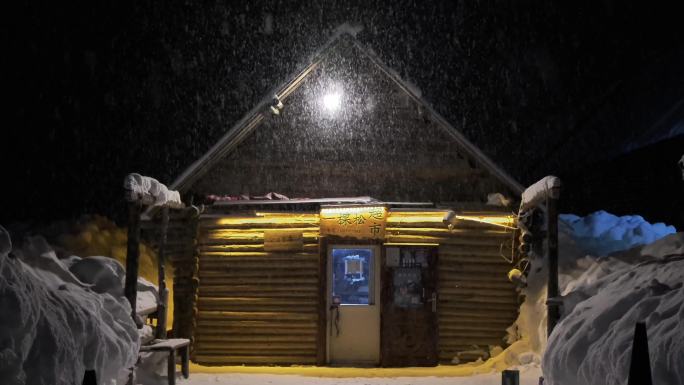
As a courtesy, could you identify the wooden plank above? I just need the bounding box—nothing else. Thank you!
[196,269,319,279]
[195,253,318,263]
[436,293,518,305]
[440,329,508,338]
[198,296,316,304]
[198,261,318,270]
[198,243,319,252]
[384,227,510,238]
[437,315,516,325]
[199,221,319,230]
[385,235,509,246]
[439,255,514,265]
[438,301,518,312]
[198,251,319,258]
[197,275,318,284]
[193,355,317,365]
[439,323,512,333]
[438,336,506,346]
[197,311,317,321]
[199,236,319,245]
[199,286,318,301]
[439,271,512,282]
[196,348,317,356]
[198,304,318,313]
[195,319,318,329]
[193,334,316,343]
[197,284,318,292]
[439,244,508,257]
[438,263,512,274]
[436,304,519,318]
[436,287,518,298]
[437,279,514,290]
[194,326,317,335]
[200,227,319,237]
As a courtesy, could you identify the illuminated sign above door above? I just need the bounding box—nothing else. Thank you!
[320,206,387,240]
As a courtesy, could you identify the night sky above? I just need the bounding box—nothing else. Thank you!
[5,1,684,228]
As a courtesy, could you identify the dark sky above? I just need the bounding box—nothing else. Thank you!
[4,0,684,227]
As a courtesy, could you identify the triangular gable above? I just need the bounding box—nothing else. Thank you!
[170,31,523,198]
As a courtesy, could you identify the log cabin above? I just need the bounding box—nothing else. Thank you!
[143,30,526,368]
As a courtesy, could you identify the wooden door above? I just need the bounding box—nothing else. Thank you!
[381,246,438,367]
[327,245,381,365]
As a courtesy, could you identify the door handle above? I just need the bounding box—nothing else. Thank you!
[426,292,437,312]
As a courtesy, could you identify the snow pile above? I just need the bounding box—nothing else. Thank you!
[54,215,173,326]
[559,210,676,257]
[0,227,139,385]
[482,211,678,379]
[543,233,684,385]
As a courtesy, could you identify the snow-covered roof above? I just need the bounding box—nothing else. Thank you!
[169,27,524,196]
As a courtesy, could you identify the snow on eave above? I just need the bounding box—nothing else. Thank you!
[169,24,524,197]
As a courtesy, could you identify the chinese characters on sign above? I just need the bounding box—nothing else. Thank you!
[320,206,387,240]
[263,230,304,251]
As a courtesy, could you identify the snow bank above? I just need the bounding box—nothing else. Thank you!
[559,210,676,257]
[54,215,173,326]
[543,233,684,385]
[0,228,139,385]
[488,211,679,383]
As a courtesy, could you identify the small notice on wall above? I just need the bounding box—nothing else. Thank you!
[319,206,387,240]
[264,230,303,251]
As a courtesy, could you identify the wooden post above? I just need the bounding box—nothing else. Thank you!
[167,348,177,385]
[82,370,97,385]
[628,322,653,385]
[316,236,328,366]
[125,202,142,327]
[546,194,560,337]
[156,206,170,339]
[502,369,519,385]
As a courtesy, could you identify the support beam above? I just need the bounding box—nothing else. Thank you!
[125,202,142,327]
[546,192,560,337]
[156,206,170,339]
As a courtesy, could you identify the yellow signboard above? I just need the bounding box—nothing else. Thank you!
[319,206,387,240]
[263,230,303,251]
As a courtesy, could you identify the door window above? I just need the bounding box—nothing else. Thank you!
[331,248,374,305]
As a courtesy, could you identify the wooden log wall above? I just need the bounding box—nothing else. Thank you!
[193,212,321,365]
[386,210,520,364]
[182,207,518,366]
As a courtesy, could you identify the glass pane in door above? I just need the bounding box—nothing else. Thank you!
[331,248,373,305]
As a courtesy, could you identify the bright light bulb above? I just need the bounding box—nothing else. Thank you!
[322,92,342,112]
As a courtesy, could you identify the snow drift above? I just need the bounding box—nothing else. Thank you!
[0,226,139,385]
[543,233,684,385]
[521,211,682,385]
[46,215,174,327]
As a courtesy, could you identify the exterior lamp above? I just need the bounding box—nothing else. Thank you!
[322,91,342,112]
[270,95,284,115]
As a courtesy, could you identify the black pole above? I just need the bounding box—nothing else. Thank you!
[546,194,560,337]
[125,202,142,327]
[156,206,169,339]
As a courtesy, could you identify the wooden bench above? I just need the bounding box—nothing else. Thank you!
[139,338,190,385]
